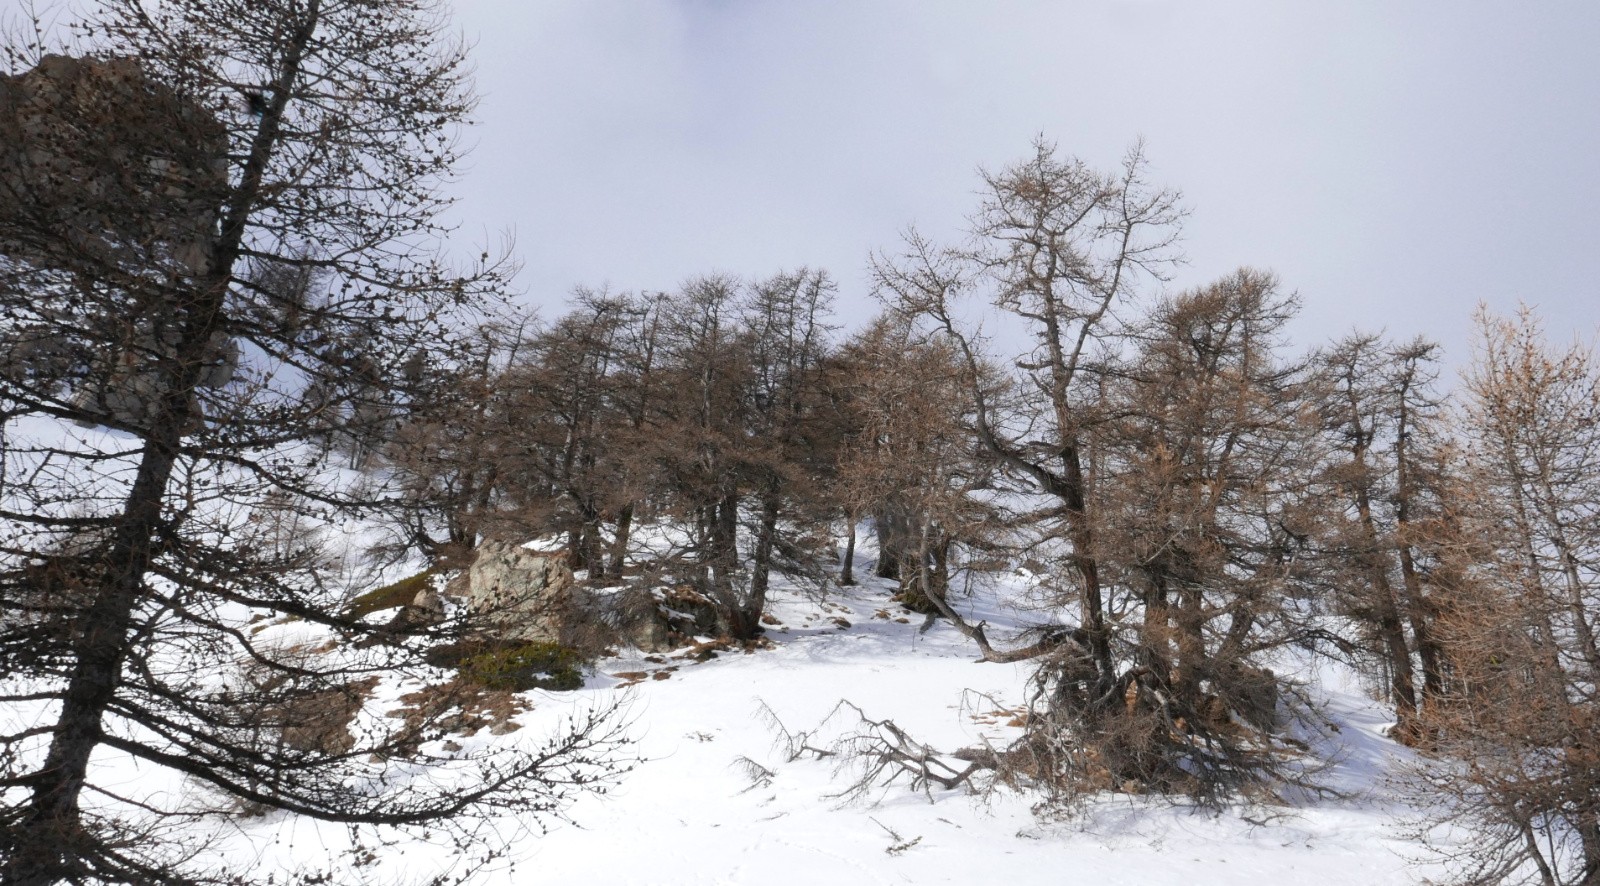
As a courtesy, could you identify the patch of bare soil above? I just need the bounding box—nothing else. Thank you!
[385,679,533,753]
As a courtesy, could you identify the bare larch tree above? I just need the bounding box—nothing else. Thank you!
[0,3,625,883]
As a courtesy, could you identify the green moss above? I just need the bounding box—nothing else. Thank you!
[457,641,585,692]
[344,568,437,620]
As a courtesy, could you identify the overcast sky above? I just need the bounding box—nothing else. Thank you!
[440,0,1599,368]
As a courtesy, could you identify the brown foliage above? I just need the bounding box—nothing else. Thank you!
[1412,307,1600,886]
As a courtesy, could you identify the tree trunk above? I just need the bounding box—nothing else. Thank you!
[873,505,904,581]
[3,232,241,884]
[1138,572,1173,683]
[565,527,584,571]
[714,489,740,588]
[1396,540,1444,722]
[607,502,634,579]
[1172,580,1205,702]
[1358,503,1419,739]
[704,489,745,636]
[746,487,781,637]
[930,533,949,596]
[1350,430,1420,739]
[2,447,173,885]
[839,512,856,586]
[578,517,605,576]
[1060,444,1114,687]
[0,23,293,858]
[1392,368,1445,727]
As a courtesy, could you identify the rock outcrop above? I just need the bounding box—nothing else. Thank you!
[438,539,727,654]
[463,538,579,646]
[0,54,225,273]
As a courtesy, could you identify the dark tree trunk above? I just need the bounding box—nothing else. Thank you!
[579,519,604,576]
[3,221,241,884]
[700,489,745,636]
[563,510,605,575]
[2,447,172,886]
[607,502,634,579]
[714,489,740,589]
[1138,571,1173,683]
[1397,541,1444,716]
[873,504,910,581]
[1172,580,1205,701]
[565,527,583,571]
[749,487,781,603]
[1393,365,1443,733]
[1376,604,1420,741]
[692,504,715,600]
[839,512,857,586]
[1060,444,1115,687]
[0,27,286,860]
[1353,456,1420,739]
[745,487,782,639]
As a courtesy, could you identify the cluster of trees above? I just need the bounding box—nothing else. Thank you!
[874,148,1596,885]
[0,1,1594,884]
[382,271,844,640]
[376,142,1598,884]
[1421,311,1600,886]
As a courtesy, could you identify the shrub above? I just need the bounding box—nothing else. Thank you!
[456,641,586,692]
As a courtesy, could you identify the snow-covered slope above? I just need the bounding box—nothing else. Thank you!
[221,563,1452,885]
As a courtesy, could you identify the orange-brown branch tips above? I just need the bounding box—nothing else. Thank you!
[1408,306,1600,886]
[7,17,1594,874]
[872,145,1315,804]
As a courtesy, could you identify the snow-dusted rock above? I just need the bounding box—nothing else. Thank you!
[465,538,580,645]
[452,539,727,653]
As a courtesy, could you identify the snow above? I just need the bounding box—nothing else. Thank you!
[199,563,1453,885]
[0,514,1464,884]
[487,582,1435,885]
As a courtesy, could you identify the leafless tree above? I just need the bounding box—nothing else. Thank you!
[1076,271,1324,800]
[376,317,532,567]
[1315,333,1451,744]
[1416,306,1600,886]
[626,272,840,639]
[739,269,838,606]
[0,3,627,883]
[874,142,1329,805]
[495,291,642,574]
[831,314,999,611]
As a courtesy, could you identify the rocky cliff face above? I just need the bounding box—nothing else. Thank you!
[1,55,235,429]
[0,54,225,273]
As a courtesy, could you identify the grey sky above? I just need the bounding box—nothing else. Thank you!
[441,0,1599,366]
